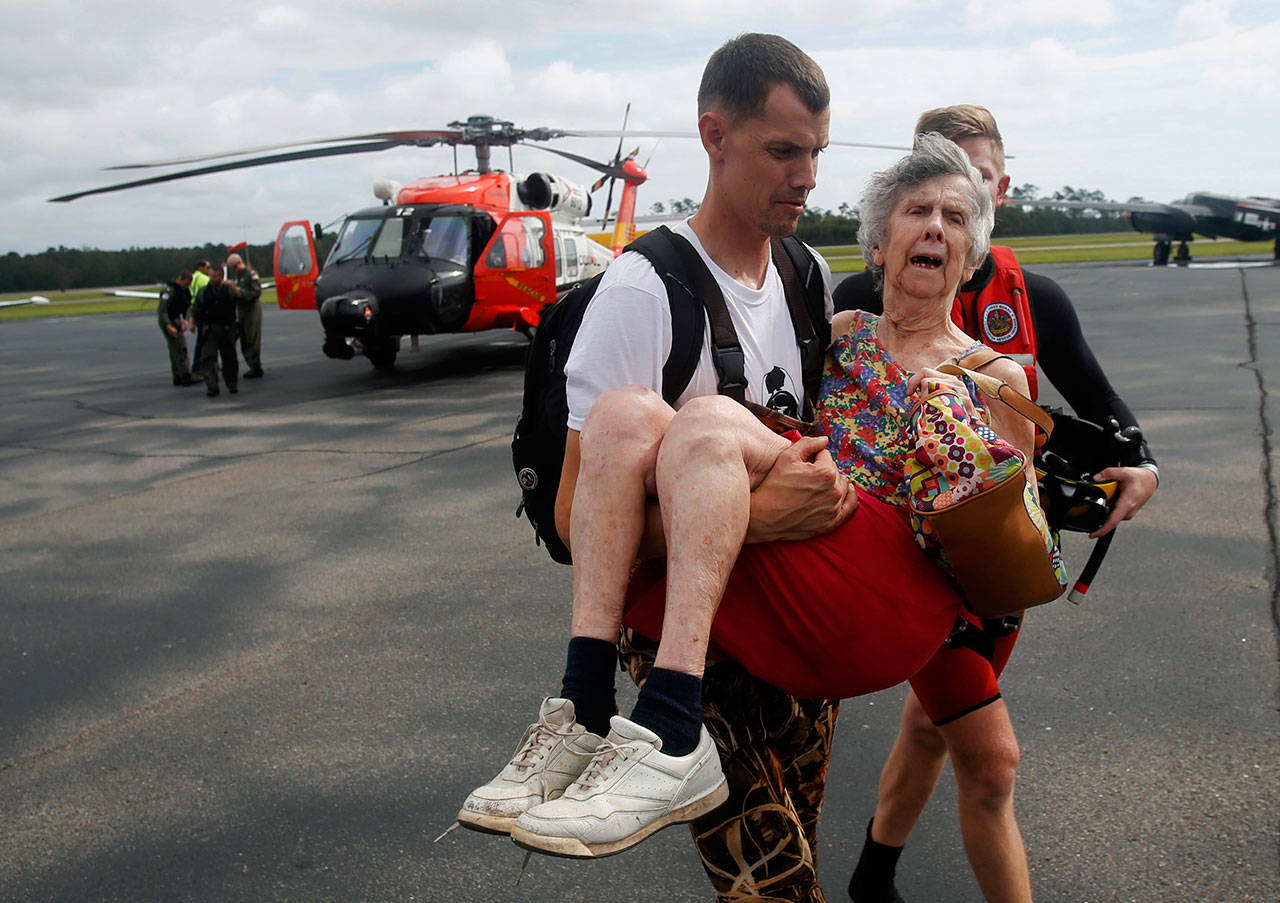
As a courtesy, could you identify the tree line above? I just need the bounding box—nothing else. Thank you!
[2,187,1128,293]
[651,185,1128,247]
[0,242,278,294]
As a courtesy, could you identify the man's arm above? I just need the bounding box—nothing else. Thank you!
[744,436,857,542]
[1025,270,1158,535]
[239,271,262,305]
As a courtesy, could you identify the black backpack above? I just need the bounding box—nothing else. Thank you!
[512,226,829,564]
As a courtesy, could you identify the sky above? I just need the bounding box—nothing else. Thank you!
[2,0,1278,256]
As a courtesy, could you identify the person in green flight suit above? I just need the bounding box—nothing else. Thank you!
[157,270,196,386]
[226,253,264,378]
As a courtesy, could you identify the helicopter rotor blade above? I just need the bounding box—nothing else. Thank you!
[600,176,618,231]
[827,139,913,152]
[50,140,402,202]
[103,130,465,170]
[523,144,628,178]
[611,104,631,168]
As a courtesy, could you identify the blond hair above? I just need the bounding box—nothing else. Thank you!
[915,104,1004,168]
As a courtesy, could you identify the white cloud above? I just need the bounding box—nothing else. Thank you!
[1175,0,1235,35]
[965,0,1114,30]
[3,2,1280,254]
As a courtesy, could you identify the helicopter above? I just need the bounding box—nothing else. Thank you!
[51,115,675,369]
[1013,192,1280,266]
[51,114,904,368]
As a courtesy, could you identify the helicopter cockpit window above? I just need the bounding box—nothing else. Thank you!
[484,214,548,270]
[328,217,382,264]
[521,218,546,268]
[370,216,404,258]
[564,235,579,278]
[277,224,313,276]
[416,215,469,266]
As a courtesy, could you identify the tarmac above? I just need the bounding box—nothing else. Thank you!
[0,258,1276,902]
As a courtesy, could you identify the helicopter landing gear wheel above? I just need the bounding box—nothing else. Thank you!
[1174,241,1191,264]
[1152,241,1171,266]
[366,338,399,369]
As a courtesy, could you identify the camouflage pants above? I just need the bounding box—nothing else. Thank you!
[619,628,839,903]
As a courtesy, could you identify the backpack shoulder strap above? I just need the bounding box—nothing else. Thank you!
[777,235,830,346]
[629,226,746,404]
[772,237,828,416]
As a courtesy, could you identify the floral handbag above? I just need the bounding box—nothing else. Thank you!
[905,355,1068,618]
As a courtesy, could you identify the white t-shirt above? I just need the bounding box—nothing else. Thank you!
[564,219,834,431]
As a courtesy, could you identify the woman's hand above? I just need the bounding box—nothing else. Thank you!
[907,367,978,420]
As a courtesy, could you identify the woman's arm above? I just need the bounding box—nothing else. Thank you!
[978,357,1039,500]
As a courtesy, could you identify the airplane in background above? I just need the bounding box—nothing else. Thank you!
[0,296,50,309]
[1013,192,1280,265]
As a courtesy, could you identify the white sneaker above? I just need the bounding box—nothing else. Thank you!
[457,698,604,835]
[509,715,728,858]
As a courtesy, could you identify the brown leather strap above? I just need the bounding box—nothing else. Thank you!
[955,346,1007,371]
[938,360,1053,447]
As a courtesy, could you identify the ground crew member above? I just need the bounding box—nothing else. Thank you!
[189,260,212,374]
[195,267,239,397]
[157,270,195,386]
[226,253,263,378]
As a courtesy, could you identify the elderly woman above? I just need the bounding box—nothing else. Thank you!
[461,134,1035,859]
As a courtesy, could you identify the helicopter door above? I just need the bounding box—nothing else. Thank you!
[273,221,320,310]
[472,212,556,328]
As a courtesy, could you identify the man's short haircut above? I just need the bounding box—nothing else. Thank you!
[178,269,192,282]
[915,104,1004,161]
[857,132,994,289]
[195,260,210,269]
[697,33,829,122]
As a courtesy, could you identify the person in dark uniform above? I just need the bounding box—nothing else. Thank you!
[194,267,239,397]
[189,260,212,374]
[226,253,264,378]
[157,270,195,386]
[837,105,1159,903]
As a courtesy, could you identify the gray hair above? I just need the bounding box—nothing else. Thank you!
[857,132,994,289]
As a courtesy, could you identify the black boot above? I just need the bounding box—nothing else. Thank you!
[848,818,905,903]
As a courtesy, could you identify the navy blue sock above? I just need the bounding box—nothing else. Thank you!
[848,818,905,903]
[559,635,618,737]
[628,667,703,756]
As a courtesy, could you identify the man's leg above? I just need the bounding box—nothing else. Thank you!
[200,332,220,394]
[868,692,950,847]
[940,701,1029,903]
[621,628,835,903]
[220,328,239,392]
[239,302,263,372]
[853,621,1027,903]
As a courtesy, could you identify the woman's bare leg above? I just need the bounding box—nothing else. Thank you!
[568,385,675,641]
[650,395,794,677]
